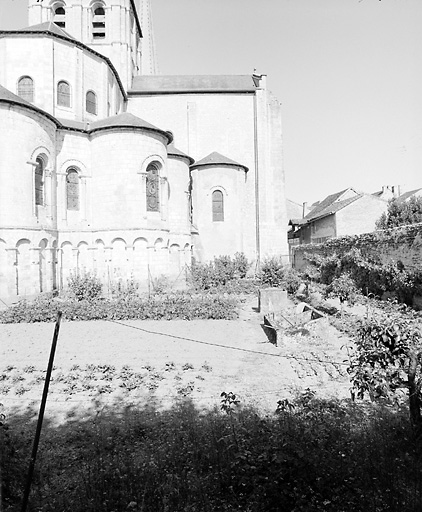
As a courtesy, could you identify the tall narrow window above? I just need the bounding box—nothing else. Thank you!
[212,190,224,221]
[53,6,66,28]
[57,81,71,107]
[66,168,79,210]
[92,5,106,39]
[35,157,44,206]
[17,76,34,102]
[146,163,160,212]
[86,91,97,115]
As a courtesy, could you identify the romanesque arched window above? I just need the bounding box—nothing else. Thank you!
[212,190,224,221]
[86,90,97,114]
[92,4,106,39]
[57,80,71,107]
[17,76,34,103]
[35,157,45,206]
[146,163,160,212]
[66,168,79,210]
[53,4,66,28]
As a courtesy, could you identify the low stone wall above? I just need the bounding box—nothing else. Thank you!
[292,223,422,272]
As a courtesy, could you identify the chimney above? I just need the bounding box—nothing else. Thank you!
[302,202,307,218]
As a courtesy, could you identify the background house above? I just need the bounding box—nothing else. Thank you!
[289,188,388,246]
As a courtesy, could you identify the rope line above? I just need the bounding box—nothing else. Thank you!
[105,319,350,366]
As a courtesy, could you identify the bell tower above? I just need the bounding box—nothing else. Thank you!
[136,0,158,75]
[27,0,143,90]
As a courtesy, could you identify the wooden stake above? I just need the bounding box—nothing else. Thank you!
[21,311,62,512]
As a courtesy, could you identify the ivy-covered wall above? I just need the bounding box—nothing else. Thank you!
[293,222,422,272]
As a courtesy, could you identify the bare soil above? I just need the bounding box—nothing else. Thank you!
[0,296,352,424]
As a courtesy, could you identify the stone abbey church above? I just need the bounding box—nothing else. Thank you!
[0,0,288,299]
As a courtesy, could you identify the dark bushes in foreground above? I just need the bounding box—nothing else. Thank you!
[0,293,238,323]
[2,395,421,511]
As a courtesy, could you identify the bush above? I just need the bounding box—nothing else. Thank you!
[188,253,251,291]
[67,271,102,301]
[325,273,361,305]
[258,256,285,288]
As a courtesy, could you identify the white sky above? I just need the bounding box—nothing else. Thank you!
[1,0,421,204]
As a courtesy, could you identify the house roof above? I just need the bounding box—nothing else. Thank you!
[0,84,61,126]
[303,188,360,223]
[129,75,259,94]
[397,188,422,202]
[167,143,195,165]
[190,151,248,172]
[0,24,127,100]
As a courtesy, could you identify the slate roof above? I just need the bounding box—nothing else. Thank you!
[167,143,195,165]
[302,188,360,222]
[397,188,422,202]
[129,75,259,94]
[88,113,173,142]
[0,84,60,125]
[14,21,77,40]
[190,151,248,172]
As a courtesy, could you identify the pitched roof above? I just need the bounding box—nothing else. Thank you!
[167,143,195,165]
[190,151,248,172]
[88,113,172,142]
[16,21,77,40]
[129,75,258,94]
[303,188,360,222]
[0,84,60,126]
[397,188,422,203]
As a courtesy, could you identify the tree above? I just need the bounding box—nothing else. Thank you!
[348,309,422,436]
[376,196,422,229]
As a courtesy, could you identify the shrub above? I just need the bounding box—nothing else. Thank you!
[67,271,102,301]
[325,273,361,306]
[232,252,251,278]
[258,256,285,288]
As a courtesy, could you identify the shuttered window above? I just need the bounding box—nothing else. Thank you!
[86,91,97,114]
[212,190,224,221]
[53,6,66,28]
[66,169,79,210]
[57,81,71,107]
[17,76,34,103]
[146,163,160,212]
[35,157,44,206]
[92,6,106,39]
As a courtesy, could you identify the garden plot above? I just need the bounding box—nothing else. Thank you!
[0,298,352,423]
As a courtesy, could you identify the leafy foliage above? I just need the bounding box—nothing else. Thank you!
[258,257,302,294]
[67,271,102,301]
[188,253,251,291]
[0,292,239,323]
[348,309,422,432]
[325,273,361,305]
[376,196,422,229]
[305,248,422,306]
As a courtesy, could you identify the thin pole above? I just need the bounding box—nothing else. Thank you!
[21,311,62,512]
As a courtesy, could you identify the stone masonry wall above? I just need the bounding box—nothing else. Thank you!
[293,223,422,272]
